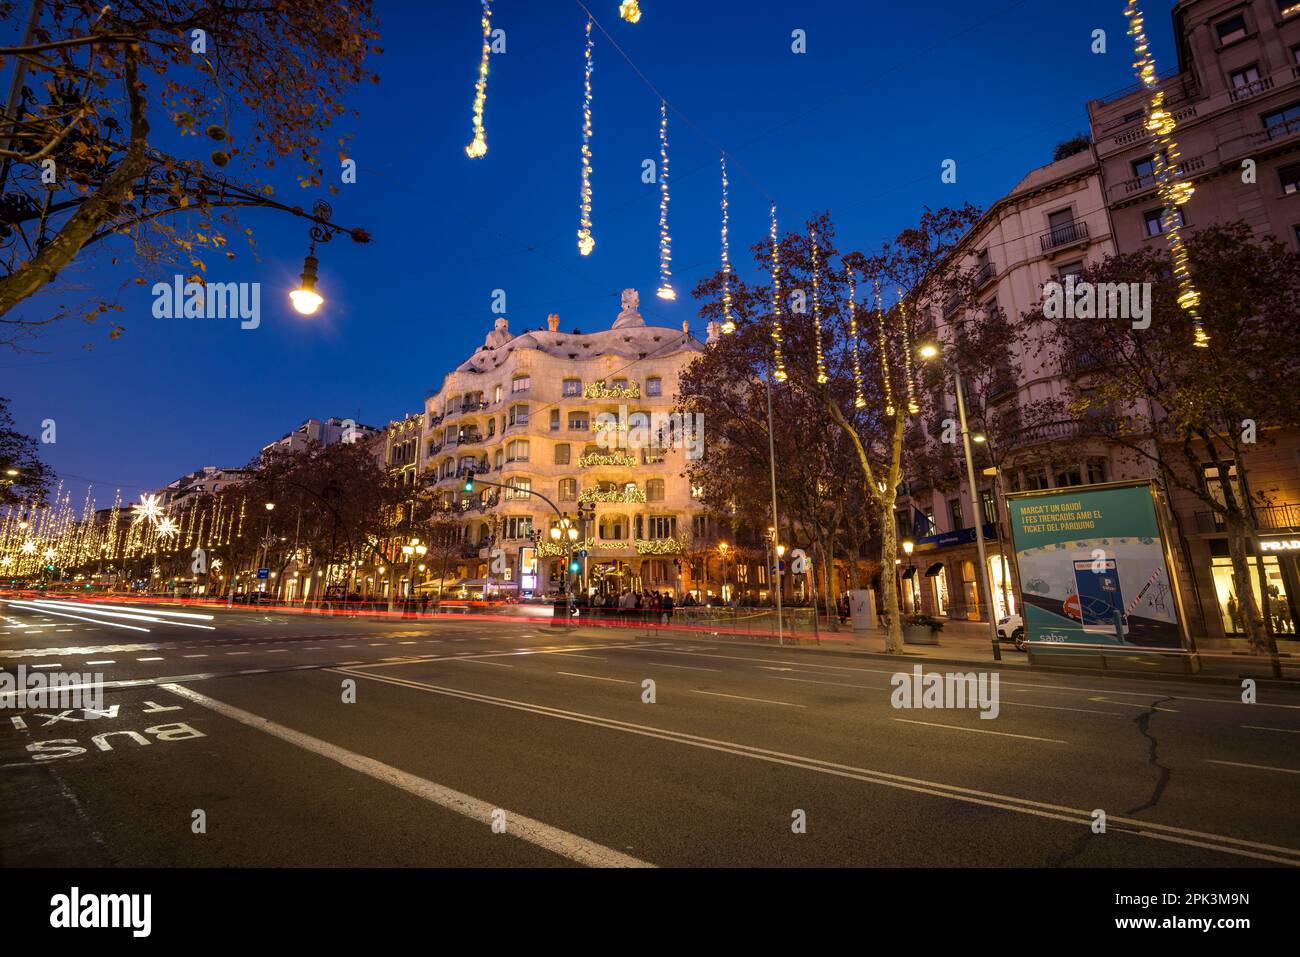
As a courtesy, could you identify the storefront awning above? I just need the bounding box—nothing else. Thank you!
[924,562,944,577]
[902,567,918,579]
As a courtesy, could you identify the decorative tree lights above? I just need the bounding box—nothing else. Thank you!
[656,99,675,300]
[719,155,735,334]
[577,16,596,256]
[875,281,896,417]
[1124,0,1207,347]
[810,226,828,385]
[846,270,866,409]
[465,0,492,159]
[769,203,787,381]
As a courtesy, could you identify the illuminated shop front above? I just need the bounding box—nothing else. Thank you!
[1208,536,1298,637]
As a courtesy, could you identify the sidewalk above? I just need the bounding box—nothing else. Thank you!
[566,613,1300,688]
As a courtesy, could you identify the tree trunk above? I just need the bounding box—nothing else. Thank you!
[878,495,904,653]
[1224,514,1267,653]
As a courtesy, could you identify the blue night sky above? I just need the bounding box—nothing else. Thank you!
[3,0,1177,503]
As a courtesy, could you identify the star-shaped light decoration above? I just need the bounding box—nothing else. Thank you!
[132,493,165,525]
[42,547,56,561]
[156,516,180,539]
[210,557,223,571]
[0,554,13,567]
[20,540,36,554]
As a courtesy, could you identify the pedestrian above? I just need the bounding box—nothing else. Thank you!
[661,591,674,625]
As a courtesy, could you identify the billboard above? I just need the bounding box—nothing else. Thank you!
[1005,481,1184,649]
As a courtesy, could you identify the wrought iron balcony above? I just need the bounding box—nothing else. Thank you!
[1193,502,1300,534]
[1040,219,1089,252]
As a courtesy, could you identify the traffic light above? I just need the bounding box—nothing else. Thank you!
[463,468,475,493]
[569,560,581,574]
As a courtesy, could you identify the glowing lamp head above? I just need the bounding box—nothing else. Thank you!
[290,254,323,315]
[903,539,914,557]
[619,1,642,23]
[656,284,677,301]
[973,434,987,444]
[918,343,940,361]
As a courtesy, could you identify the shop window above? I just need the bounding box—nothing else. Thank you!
[1211,556,1294,636]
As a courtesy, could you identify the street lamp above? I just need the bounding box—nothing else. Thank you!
[289,200,335,316]
[902,538,915,614]
[718,541,730,603]
[919,341,1002,661]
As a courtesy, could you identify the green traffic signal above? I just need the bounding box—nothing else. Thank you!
[463,468,475,493]
[569,561,581,574]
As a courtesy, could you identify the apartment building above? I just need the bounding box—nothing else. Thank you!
[260,416,380,457]
[395,290,707,598]
[1086,0,1300,639]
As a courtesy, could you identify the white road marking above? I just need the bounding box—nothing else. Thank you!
[557,671,635,684]
[1206,759,1300,776]
[552,653,606,660]
[450,658,514,668]
[30,663,61,669]
[160,683,652,868]
[892,718,1066,743]
[336,666,1300,866]
[648,661,720,672]
[137,657,164,662]
[692,689,805,708]
[771,676,882,690]
[85,660,116,665]
[183,655,208,659]
[1242,724,1300,734]
[1088,696,1179,713]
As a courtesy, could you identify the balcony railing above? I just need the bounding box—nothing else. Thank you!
[1228,76,1274,103]
[1193,503,1300,534]
[972,260,996,288]
[1040,219,1089,252]
[1259,114,1300,145]
[1002,417,1125,451]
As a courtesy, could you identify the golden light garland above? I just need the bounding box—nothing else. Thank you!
[769,202,787,381]
[719,154,735,334]
[619,0,642,22]
[465,0,492,159]
[577,16,596,256]
[1124,0,1207,347]
[656,98,675,300]
[875,280,895,417]
[810,226,827,384]
[899,290,920,414]
[846,269,866,409]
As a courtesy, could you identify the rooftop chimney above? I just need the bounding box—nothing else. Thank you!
[547,313,560,332]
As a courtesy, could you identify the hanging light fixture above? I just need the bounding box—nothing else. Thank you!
[465,0,492,159]
[290,201,334,316]
[719,154,734,334]
[577,16,596,256]
[656,98,675,300]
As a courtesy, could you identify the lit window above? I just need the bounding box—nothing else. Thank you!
[509,404,529,427]
[1144,206,1185,237]
[563,379,581,396]
[506,440,529,462]
[512,375,531,393]
[558,478,577,501]
[1280,162,1300,195]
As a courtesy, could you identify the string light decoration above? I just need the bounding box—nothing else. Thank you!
[769,203,787,381]
[577,16,596,256]
[899,289,920,414]
[810,226,828,384]
[846,269,866,409]
[719,155,735,334]
[619,0,642,22]
[465,0,492,159]
[656,99,675,300]
[875,281,895,417]
[1124,0,1207,347]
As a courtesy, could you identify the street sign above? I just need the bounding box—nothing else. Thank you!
[256,567,269,580]
[579,549,588,558]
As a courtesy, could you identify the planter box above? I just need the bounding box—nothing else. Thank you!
[903,624,940,645]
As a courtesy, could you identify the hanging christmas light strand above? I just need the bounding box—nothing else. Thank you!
[769,202,787,381]
[899,289,920,414]
[577,16,596,256]
[847,270,865,409]
[656,98,675,299]
[1124,0,1206,347]
[719,154,734,333]
[875,280,895,417]
[810,226,827,384]
[465,0,492,159]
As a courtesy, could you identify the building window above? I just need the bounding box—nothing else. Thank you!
[511,375,531,393]
[568,412,589,431]
[495,450,503,469]
[509,404,528,427]
[646,479,665,502]
[1055,465,1083,487]
[1262,102,1300,140]
[506,439,529,462]
[981,490,996,526]
[646,377,663,397]
[647,515,677,540]
[1229,64,1261,90]
[1144,206,1185,237]
[1086,458,1108,484]
[505,478,531,499]
[554,443,570,465]
[1280,162,1300,195]
[948,498,963,531]
[612,378,629,391]
[1046,207,1077,245]
[550,409,561,431]
[692,514,708,537]
[1294,223,1300,248]
[503,516,533,540]
[1056,259,1085,284]
[1215,14,1248,45]
[493,385,502,403]
[487,418,495,438]
[558,478,577,501]
[600,515,626,539]
[562,379,581,396]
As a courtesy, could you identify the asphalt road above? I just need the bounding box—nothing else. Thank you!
[2,597,1299,868]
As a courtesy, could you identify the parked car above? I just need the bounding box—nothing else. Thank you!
[996,613,1026,651]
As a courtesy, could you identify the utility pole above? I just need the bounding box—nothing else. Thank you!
[765,368,784,645]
